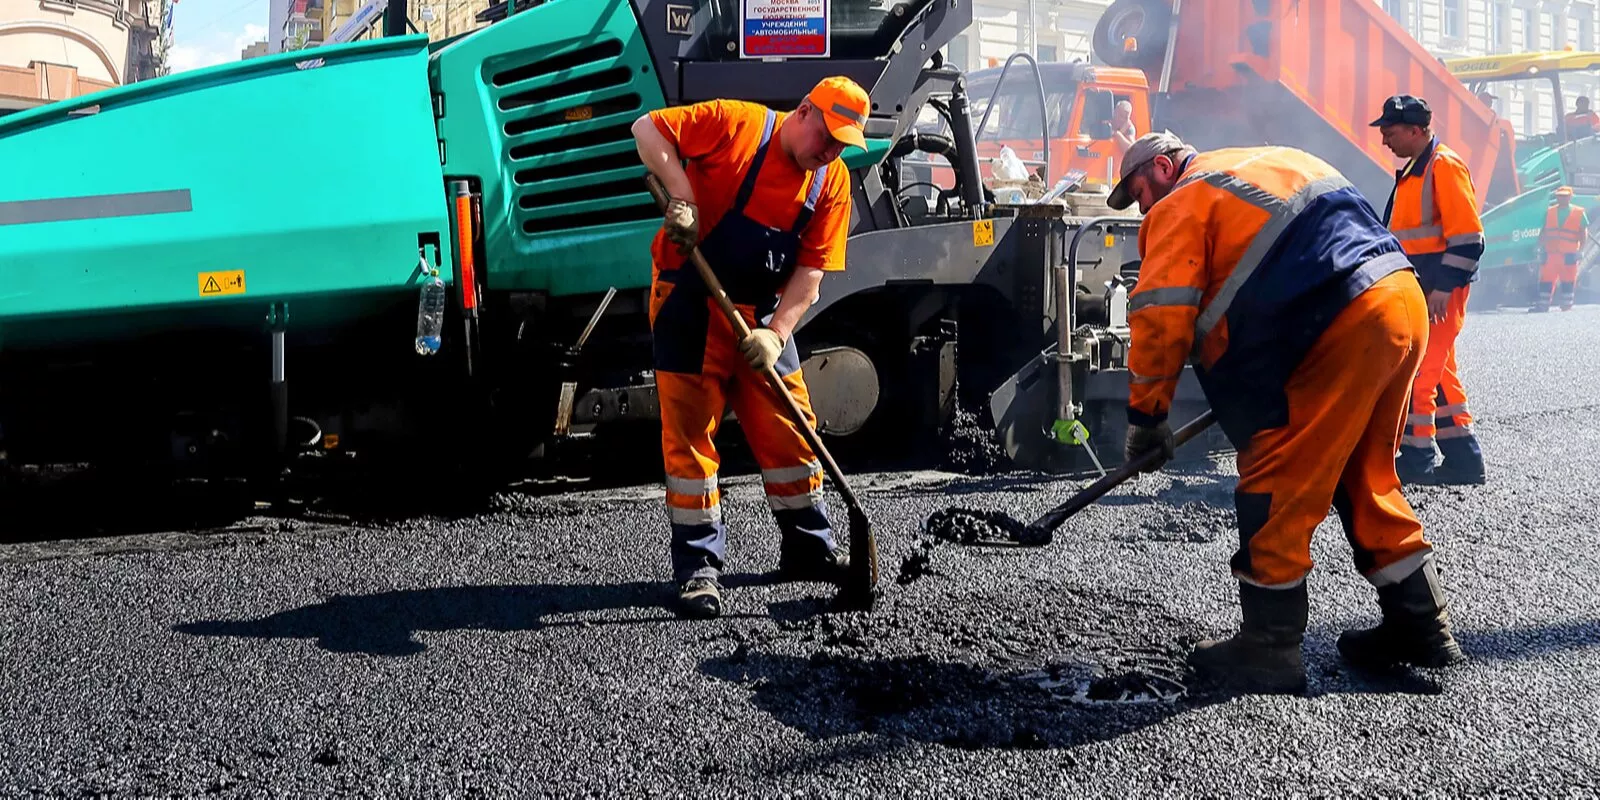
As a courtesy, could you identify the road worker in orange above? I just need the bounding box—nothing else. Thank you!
[1111,132,1466,693]
[631,77,869,618]
[1374,95,1487,486]
[1567,96,1600,140]
[1534,186,1589,312]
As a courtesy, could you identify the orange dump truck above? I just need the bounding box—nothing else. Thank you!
[959,0,1521,210]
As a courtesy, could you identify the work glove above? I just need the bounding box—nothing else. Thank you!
[739,328,785,372]
[1124,420,1175,473]
[664,198,699,256]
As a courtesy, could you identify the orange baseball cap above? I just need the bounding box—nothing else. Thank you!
[808,76,870,149]
[1556,185,1575,197]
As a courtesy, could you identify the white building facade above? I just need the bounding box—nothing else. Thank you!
[1379,0,1600,136]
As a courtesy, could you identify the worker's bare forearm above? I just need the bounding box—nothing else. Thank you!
[766,268,825,341]
[632,116,694,202]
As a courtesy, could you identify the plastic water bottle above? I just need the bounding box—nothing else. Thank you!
[415,271,446,355]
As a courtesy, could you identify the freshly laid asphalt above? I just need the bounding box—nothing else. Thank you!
[3,306,1598,797]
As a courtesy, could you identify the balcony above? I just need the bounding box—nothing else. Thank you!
[0,60,116,112]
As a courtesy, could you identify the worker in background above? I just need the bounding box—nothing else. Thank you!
[631,77,869,619]
[1111,132,1466,694]
[1566,96,1599,139]
[1535,186,1588,312]
[1111,100,1136,157]
[1373,95,1487,486]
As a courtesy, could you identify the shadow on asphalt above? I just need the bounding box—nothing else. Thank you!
[699,643,1469,753]
[170,574,784,656]
[1453,620,1600,661]
[698,649,1223,751]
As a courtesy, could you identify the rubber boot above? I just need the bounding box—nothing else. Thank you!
[1189,582,1308,695]
[1338,555,1466,669]
[1531,282,1554,312]
[777,547,850,584]
[1395,445,1438,485]
[677,577,723,619]
[1434,435,1486,485]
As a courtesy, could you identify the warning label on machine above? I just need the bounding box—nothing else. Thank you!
[740,0,828,58]
[198,270,246,297]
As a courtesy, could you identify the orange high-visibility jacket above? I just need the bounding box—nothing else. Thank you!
[1127,146,1413,446]
[1542,204,1589,262]
[1380,138,1484,294]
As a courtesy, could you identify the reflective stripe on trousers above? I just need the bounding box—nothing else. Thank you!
[1403,286,1474,450]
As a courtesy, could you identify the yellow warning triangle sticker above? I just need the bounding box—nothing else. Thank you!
[202,276,222,294]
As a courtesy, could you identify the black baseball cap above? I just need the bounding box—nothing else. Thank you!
[1370,95,1432,127]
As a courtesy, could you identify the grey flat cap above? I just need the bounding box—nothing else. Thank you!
[1108,130,1188,210]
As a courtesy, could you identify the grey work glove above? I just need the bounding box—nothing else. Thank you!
[664,198,699,256]
[1124,420,1175,473]
[739,328,785,372]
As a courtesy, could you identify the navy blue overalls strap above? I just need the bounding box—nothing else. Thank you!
[727,109,827,233]
[730,110,779,214]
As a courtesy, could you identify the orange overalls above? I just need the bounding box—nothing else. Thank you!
[1536,204,1588,312]
[1381,138,1485,477]
[1128,146,1434,591]
[646,101,851,583]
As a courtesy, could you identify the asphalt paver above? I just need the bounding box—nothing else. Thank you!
[3,307,1599,796]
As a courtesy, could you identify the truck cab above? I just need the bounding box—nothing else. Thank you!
[908,61,1152,199]
[965,62,1152,191]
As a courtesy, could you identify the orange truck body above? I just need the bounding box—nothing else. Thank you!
[960,0,1521,210]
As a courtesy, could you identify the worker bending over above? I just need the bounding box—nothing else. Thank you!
[631,77,869,618]
[1111,132,1466,694]
[1375,95,1487,486]
[1535,186,1588,312]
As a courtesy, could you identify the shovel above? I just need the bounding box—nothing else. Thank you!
[643,174,880,608]
[926,410,1218,547]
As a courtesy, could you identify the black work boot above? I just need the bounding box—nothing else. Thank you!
[677,577,723,619]
[1395,445,1439,485]
[1189,582,1309,695]
[777,548,850,584]
[1338,555,1466,669]
[1433,436,1486,486]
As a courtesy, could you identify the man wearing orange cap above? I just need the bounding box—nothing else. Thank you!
[631,76,870,618]
[1535,186,1589,312]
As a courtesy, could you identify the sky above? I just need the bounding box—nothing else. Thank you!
[166,0,271,73]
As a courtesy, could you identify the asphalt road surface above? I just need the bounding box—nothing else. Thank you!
[3,307,1599,797]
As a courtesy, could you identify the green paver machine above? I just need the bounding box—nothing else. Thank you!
[0,0,1215,488]
[1447,50,1600,308]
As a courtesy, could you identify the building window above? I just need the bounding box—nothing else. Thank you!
[1582,15,1594,51]
[1383,0,1403,21]
[1442,0,1461,39]
[1491,3,1507,51]
[948,34,969,72]
[1522,7,1538,49]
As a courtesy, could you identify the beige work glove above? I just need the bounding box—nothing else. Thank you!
[1123,420,1175,473]
[739,328,785,372]
[664,198,699,255]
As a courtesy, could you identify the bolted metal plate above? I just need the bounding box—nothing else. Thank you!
[800,346,879,436]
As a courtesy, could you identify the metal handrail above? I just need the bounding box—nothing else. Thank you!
[972,51,1051,182]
